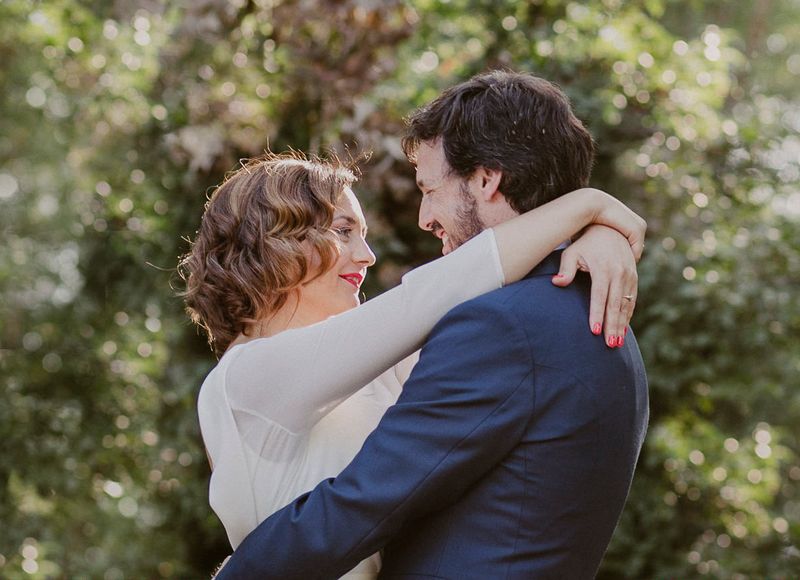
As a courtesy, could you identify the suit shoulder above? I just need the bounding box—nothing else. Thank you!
[440,284,520,321]
[429,284,533,347]
[440,274,592,345]
[452,271,582,310]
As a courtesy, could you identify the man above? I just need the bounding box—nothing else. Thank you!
[217,70,649,579]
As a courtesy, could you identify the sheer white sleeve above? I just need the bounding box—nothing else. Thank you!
[224,228,505,433]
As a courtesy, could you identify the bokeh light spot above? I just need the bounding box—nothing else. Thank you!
[755,444,772,459]
[673,40,689,55]
[103,481,124,498]
[26,87,47,108]
[689,450,705,465]
[67,37,84,52]
[638,52,655,68]
[96,181,112,197]
[0,173,19,199]
[42,352,62,373]
[724,438,739,452]
[773,517,789,533]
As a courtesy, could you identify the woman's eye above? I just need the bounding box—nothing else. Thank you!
[334,227,352,240]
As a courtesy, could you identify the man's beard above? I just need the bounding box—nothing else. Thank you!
[448,181,486,250]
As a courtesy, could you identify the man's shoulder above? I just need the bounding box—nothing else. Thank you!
[449,269,588,315]
[422,281,538,351]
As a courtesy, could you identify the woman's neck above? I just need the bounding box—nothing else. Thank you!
[232,294,328,348]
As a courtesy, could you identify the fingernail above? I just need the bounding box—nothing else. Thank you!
[618,336,625,347]
[624,326,629,336]
[607,336,616,347]
[592,323,602,335]
[552,273,564,279]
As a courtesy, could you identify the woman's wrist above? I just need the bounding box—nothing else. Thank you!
[566,187,605,230]
[569,187,647,261]
[588,187,608,225]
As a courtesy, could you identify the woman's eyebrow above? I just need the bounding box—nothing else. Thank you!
[332,215,368,233]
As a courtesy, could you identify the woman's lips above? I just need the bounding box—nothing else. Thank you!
[339,273,363,289]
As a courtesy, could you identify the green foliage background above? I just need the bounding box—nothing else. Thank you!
[1,0,798,577]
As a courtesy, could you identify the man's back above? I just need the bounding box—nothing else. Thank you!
[381,253,649,578]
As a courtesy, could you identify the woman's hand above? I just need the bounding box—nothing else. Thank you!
[552,225,639,347]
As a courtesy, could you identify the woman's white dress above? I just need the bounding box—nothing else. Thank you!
[197,230,505,578]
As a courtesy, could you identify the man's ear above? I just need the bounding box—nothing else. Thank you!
[476,166,503,202]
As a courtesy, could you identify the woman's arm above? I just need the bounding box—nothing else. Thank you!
[225,230,506,433]
[493,187,644,282]
[491,186,645,343]
[225,188,644,433]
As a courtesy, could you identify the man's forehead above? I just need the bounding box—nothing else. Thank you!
[414,140,448,182]
[415,171,444,189]
[415,158,447,187]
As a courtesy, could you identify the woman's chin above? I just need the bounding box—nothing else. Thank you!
[328,297,361,317]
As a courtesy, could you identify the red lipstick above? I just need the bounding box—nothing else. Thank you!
[338,273,364,289]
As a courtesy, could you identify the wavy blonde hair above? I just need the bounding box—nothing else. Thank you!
[178,152,356,357]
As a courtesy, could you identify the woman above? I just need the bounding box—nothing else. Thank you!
[179,152,643,578]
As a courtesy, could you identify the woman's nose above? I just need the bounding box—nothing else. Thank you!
[353,237,376,267]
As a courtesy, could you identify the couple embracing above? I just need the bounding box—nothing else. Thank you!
[180,70,649,579]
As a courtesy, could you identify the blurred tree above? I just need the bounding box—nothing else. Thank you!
[0,0,797,578]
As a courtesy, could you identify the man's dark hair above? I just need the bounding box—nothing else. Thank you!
[402,70,595,213]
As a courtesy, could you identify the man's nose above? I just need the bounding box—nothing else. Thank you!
[418,197,434,231]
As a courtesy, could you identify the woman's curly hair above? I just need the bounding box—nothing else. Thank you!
[177,152,356,357]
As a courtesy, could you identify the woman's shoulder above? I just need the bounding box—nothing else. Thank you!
[209,337,277,387]
[197,346,250,412]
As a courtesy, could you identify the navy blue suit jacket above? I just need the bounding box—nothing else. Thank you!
[217,252,649,579]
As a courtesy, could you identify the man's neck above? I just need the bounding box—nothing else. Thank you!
[479,204,519,229]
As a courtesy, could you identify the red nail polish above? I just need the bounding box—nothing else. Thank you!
[592,323,601,335]
[552,273,564,279]
[607,336,616,347]
[618,336,625,347]
[624,326,629,336]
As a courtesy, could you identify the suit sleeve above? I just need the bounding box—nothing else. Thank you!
[217,299,535,579]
